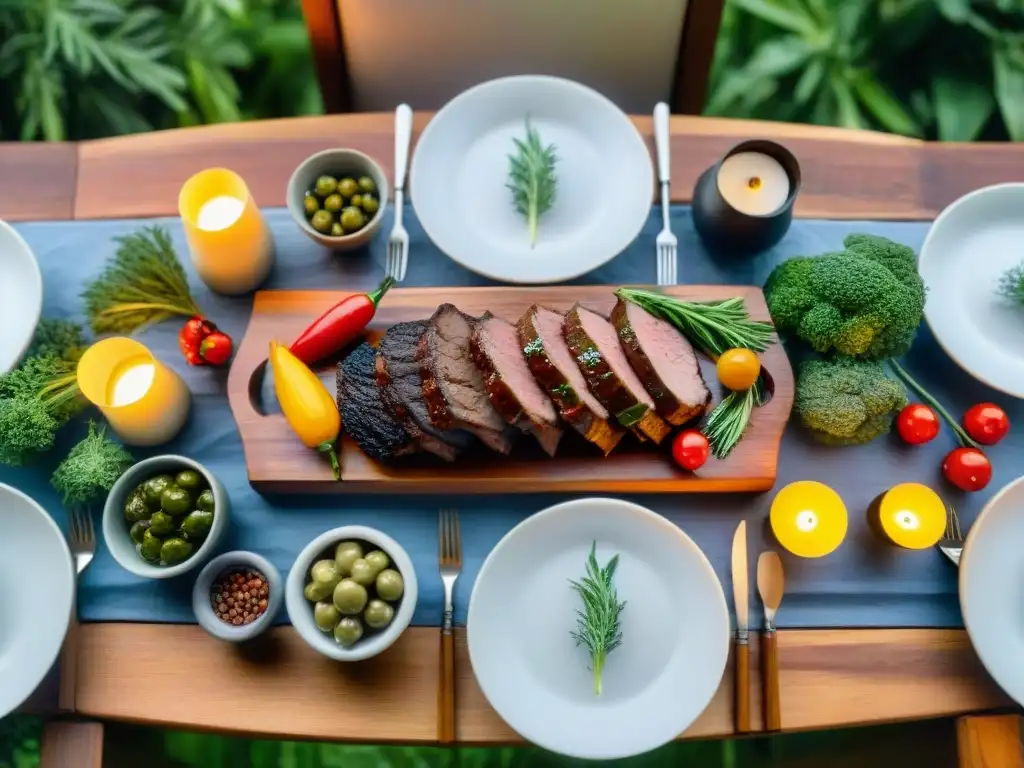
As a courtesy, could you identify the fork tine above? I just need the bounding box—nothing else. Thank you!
[949,504,962,541]
[438,509,446,561]
[451,510,461,561]
[84,509,94,544]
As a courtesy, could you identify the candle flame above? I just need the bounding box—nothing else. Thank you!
[894,509,920,531]
[796,510,818,532]
[747,176,763,191]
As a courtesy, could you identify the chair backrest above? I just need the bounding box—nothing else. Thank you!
[300,0,724,115]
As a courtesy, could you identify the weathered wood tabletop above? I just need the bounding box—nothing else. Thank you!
[4,114,1023,765]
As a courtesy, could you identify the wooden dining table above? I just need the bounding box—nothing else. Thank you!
[5,113,1024,768]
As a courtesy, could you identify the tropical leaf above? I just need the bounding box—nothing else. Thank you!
[993,43,1024,140]
[733,0,820,35]
[852,70,924,136]
[932,74,995,141]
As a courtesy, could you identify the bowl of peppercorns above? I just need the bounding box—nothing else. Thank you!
[192,551,283,643]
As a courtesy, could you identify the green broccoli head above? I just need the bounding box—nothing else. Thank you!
[764,234,925,360]
[795,357,908,445]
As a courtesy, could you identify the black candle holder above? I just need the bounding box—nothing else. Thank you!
[691,139,801,257]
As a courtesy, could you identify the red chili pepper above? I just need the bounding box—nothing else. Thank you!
[290,277,394,364]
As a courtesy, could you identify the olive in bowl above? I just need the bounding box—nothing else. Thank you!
[286,148,389,251]
[102,455,229,579]
[286,525,417,662]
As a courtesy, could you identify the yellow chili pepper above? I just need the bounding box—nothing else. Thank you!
[269,340,341,479]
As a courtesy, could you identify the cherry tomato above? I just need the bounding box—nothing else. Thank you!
[896,403,940,445]
[962,403,1010,445]
[716,348,760,391]
[672,429,710,471]
[942,447,992,492]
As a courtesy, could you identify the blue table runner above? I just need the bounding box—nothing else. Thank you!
[6,204,1019,630]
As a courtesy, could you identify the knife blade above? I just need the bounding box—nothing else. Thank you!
[731,520,750,733]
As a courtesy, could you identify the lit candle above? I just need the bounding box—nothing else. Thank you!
[769,480,848,558]
[77,338,190,446]
[716,153,790,216]
[179,168,273,295]
[867,483,946,549]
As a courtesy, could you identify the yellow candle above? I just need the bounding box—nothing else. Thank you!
[179,168,273,295]
[867,483,946,549]
[77,338,190,446]
[770,480,848,558]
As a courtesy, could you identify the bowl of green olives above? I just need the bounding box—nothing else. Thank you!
[286,148,389,250]
[285,525,417,662]
[102,455,229,580]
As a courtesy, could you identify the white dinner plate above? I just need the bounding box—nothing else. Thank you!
[467,498,729,760]
[0,484,74,717]
[410,76,654,284]
[0,220,43,373]
[918,184,1024,398]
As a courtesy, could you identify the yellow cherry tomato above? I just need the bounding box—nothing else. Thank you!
[716,348,761,391]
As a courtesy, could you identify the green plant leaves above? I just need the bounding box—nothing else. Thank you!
[993,44,1024,140]
[932,74,994,141]
[852,71,923,136]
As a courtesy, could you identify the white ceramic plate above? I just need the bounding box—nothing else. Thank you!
[410,76,654,284]
[0,484,74,717]
[0,220,43,373]
[960,476,1024,706]
[918,184,1024,398]
[467,498,729,760]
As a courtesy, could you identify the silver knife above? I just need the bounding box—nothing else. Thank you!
[731,520,750,733]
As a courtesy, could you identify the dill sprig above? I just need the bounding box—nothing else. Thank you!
[569,541,626,697]
[83,226,202,335]
[52,421,133,506]
[998,262,1024,306]
[507,117,557,248]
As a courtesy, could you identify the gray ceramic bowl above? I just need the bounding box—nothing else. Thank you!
[286,525,418,662]
[102,455,230,579]
[286,148,389,250]
[192,551,283,642]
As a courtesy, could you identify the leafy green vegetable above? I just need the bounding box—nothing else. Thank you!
[0,398,60,466]
[24,319,88,362]
[507,118,557,248]
[569,541,626,697]
[51,421,133,505]
[997,262,1024,305]
[0,355,85,466]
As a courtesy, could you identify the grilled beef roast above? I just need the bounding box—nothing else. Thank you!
[376,320,475,462]
[517,305,624,455]
[471,312,562,457]
[611,298,710,425]
[337,342,417,461]
[564,303,671,444]
[417,304,515,454]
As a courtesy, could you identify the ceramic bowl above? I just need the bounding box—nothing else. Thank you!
[0,219,43,374]
[193,551,283,642]
[102,455,230,579]
[286,525,418,662]
[286,148,389,250]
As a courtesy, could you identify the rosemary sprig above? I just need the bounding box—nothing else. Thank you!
[569,541,626,697]
[998,262,1024,306]
[703,380,765,459]
[507,117,557,248]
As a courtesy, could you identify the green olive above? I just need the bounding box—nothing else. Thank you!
[138,530,163,562]
[303,194,319,217]
[364,550,390,577]
[339,206,366,233]
[143,475,173,507]
[196,489,215,514]
[314,175,338,197]
[334,541,363,575]
[129,520,151,544]
[350,194,362,209]
[311,559,341,589]
[338,177,359,198]
[375,569,405,602]
[314,600,342,631]
[311,209,334,233]
[348,558,375,587]
[330,221,344,237]
[360,195,379,215]
[333,578,368,615]
[149,510,175,536]
[160,486,192,516]
[160,537,193,565]
[357,176,376,194]
[323,194,343,213]
[180,510,214,540]
[175,470,202,492]
[333,616,364,647]
[124,491,151,523]
[363,599,395,629]
[304,580,334,602]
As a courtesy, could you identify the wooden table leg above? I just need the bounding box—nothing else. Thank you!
[957,714,1023,768]
[40,721,104,768]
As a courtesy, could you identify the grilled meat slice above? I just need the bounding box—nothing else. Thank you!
[337,342,417,461]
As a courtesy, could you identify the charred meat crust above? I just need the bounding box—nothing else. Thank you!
[337,342,418,461]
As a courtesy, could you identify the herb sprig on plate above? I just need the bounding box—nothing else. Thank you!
[569,541,626,696]
[507,117,557,248]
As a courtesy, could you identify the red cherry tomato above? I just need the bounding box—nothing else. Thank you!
[896,403,940,445]
[962,403,1010,445]
[672,429,710,471]
[942,447,992,492]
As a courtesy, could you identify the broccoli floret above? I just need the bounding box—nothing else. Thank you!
[796,357,908,445]
[764,234,925,360]
[0,396,59,465]
[25,318,88,362]
[51,421,133,505]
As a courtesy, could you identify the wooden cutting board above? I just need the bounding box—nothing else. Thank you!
[227,286,794,494]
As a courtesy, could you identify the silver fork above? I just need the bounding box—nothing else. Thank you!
[653,102,677,286]
[386,103,413,282]
[59,506,97,711]
[438,508,462,744]
[938,504,963,567]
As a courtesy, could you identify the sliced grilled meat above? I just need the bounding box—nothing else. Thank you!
[564,303,671,444]
[611,298,710,425]
[471,312,562,457]
[417,304,515,454]
[376,320,475,462]
[337,342,417,461]
[517,305,624,455]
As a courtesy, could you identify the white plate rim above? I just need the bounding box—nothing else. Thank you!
[409,75,654,284]
[466,496,729,759]
[0,219,43,374]
[918,182,1024,398]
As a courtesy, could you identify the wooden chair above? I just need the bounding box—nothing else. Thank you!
[299,0,724,115]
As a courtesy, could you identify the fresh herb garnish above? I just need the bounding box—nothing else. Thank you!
[523,337,544,357]
[550,383,578,404]
[569,541,626,697]
[615,402,648,429]
[507,117,557,248]
[998,262,1024,306]
[703,382,765,459]
[51,421,133,507]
